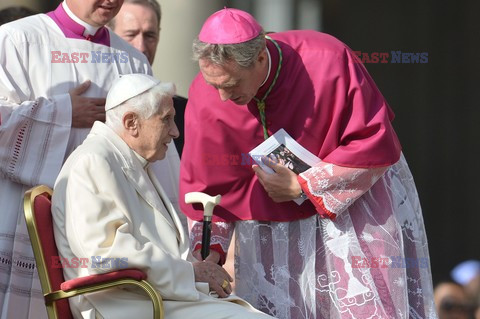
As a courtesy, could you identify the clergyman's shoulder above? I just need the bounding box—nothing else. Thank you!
[0,14,51,43]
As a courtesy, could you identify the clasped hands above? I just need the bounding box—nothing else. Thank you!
[252,156,303,202]
[192,250,232,298]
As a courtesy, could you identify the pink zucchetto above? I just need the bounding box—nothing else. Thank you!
[198,7,262,44]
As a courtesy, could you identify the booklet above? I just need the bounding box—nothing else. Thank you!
[249,129,321,205]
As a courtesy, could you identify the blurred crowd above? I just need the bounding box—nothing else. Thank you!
[434,260,480,319]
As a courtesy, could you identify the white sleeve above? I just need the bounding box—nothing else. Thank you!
[63,154,200,301]
[0,26,71,187]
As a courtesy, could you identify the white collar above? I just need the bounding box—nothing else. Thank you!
[260,47,272,87]
[62,1,100,37]
[132,149,150,169]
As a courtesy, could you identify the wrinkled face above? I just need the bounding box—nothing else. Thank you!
[67,0,124,27]
[135,97,178,162]
[199,52,267,105]
[113,3,159,64]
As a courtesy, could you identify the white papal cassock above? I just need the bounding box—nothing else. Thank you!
[51,122,273,319]
[0,4,181,318]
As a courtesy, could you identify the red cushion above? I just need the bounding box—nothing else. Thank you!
[34,193,73,319]
[61,269,147,291]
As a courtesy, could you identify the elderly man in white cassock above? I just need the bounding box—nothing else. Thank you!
[0,1,182,318]
[51,74,275,319]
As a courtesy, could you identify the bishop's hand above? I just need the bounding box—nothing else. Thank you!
[252,156,303,203]
[192,248,220,264]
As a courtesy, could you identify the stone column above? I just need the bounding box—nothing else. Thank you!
[297,0,322,30]
[253,0,295,32]
[0,0,57,13]
[228,0,322,32]
[152,0,225,97]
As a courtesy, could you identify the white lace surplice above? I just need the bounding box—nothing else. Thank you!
[190,154,437,319]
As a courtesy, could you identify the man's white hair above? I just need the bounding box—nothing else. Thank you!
[105,82,176,131]
[192,32,266,68]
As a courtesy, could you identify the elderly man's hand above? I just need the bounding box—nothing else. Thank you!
[70,80,106,128]
[252,156,303,202]
[193,261,233,298]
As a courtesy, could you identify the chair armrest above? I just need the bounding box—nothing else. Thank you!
[47,269,163,318]
[60,269,146,291]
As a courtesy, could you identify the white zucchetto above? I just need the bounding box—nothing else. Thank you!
[105,74,161,111]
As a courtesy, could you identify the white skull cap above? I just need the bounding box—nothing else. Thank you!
[105,73,161,111]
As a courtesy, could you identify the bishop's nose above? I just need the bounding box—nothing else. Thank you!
[218,88,232,102]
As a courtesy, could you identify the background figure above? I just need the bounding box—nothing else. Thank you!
[0,6,36,25]
[451,260,480,319]
[180,8,437,319]
[434,281,474,319]
[0,0,157,317]
[108,0,187,157]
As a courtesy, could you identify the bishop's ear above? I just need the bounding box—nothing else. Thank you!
[122,111,139,136]
[257,48,268,64]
